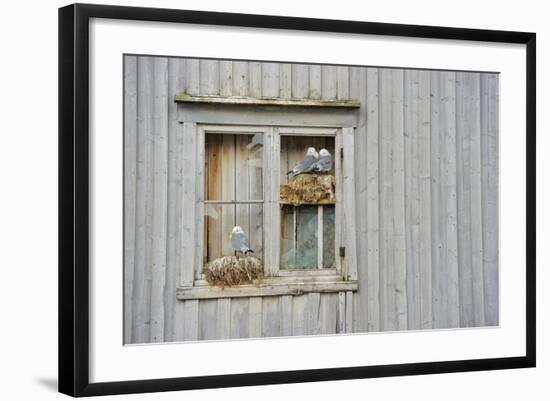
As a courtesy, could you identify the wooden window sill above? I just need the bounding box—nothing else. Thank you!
[175,93,361,108]
[176,276,358,300]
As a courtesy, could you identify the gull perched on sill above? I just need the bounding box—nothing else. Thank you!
[230,226,253,256]
[312,148,333,173]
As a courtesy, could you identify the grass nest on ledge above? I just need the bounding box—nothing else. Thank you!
[203,255,264,287]
[280,173,336,205]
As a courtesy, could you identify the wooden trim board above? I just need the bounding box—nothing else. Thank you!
[175,93,361,108]
[176,280,358,300]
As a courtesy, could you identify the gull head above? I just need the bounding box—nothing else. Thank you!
[319,148,331,157]
[306,147,317,156]
[230,226,244,238]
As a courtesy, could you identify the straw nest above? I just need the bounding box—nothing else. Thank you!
[203,255,264,287]
[280,173,336,205]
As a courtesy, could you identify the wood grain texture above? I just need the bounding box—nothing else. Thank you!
[456,72,474,327]
[164,58,185,341]
[292,64,309,99]
[262,63,279,98]
[232,61,249,97]
[124,56,137,344]
[149,57,169,342]
[131,56,154,344]
[199,59,219,95]
[480,74,499,326]
[124,58,500,344]
[365,68,381,332]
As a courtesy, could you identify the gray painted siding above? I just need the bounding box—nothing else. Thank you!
[124,56,499,343]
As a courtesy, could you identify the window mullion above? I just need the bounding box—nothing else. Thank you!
[264,127,280,277]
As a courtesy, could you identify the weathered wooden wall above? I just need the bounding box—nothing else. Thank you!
[124,56,499,344]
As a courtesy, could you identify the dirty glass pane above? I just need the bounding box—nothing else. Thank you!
[280,205,317,269]
[204,203,263,263]
[205,133,263,201]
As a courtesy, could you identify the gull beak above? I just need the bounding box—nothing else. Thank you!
[229,231,233,238]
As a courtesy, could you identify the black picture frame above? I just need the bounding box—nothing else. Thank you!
[58,3,536,397]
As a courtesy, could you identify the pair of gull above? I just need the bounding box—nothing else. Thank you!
[230,147,333,256]
[286,147,333,178]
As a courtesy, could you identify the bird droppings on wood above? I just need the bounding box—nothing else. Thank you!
[204,256,264,287]
[280,173,336,205]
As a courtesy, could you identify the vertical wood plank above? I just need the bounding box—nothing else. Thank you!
[124,56,137,344]
[337,66,350,100]
[379,68,396,332]
[221,135,236,256]
[307,292,322,335]
[261,63,280,98]
[132,56,154,344]
[219,60,233,97]
[199,59,219,95]
[468,73,486,327]
[248,132,264,256]
[183,300,199,341]
[230,298,250,339]
[262,297,281,337]
[232,61,249,96]
[248,62,262,98]
[366,68,380,332]
[309,65,322,99]
[417,70,433,330]
[249,297,262,338]
[181,122,197,286]
[279,63,292,99]
[265,128,280,276]
[199,299,218,340]
[217,298,231,339]
[456,72,474,327]
[321,65,337,99]
[292,64,309,98]
[391,70,408,331]
[149,58,169,342]
[206,134,222,260]
[319,293,338,334]
[334,132,343,277]
[280,295,293,336]
[430,71,446,329]
[337,291,346,333]
[442,71,460,328]
[345,291,353,333]
[317,206,324,269]
[185,59,200,95]
[480,73,499,326]
[165,57,186,342]
[292,295,308,336]
[342,127,357,281]
[404,69,421,330]
[195,126,206,279]
[235,135,250,238]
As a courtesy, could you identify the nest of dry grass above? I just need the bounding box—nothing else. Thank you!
[280,173,336,205]
[203,255,264,287]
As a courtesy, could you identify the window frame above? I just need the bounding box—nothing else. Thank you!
[199,125,268,267]
[272,126,342,277]
[195,124,345,280]
[175,99,358,300]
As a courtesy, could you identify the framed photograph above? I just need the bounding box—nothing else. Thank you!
[58,3,536,397]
